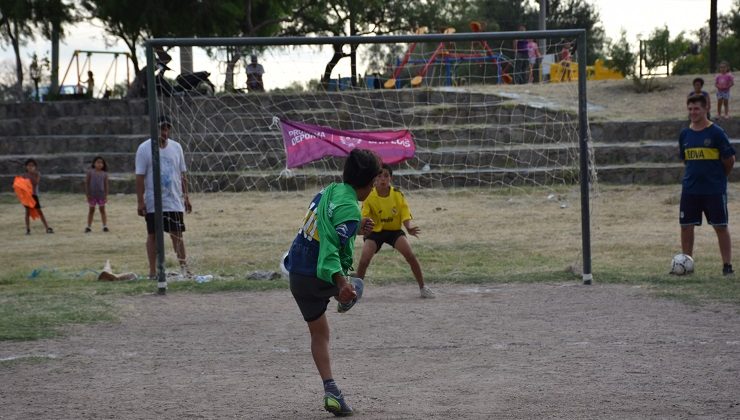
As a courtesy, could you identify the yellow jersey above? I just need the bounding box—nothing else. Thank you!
[361,186,412,232]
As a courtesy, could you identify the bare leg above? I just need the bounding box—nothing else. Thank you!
[307,313,333,380]
[99,206,107,227]
[356,240,378,279]
[714,225,732,265]
[170,232,187,267]
[24,208,30,232]
[87,206,95,227]
[38,209,50,230]
[681,225,695,256]
[393,235,425,288]
[146,233,156,277]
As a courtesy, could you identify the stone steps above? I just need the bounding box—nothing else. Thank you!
[6,140,735,176]
[1,91,739,193]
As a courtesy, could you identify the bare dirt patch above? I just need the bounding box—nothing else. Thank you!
[484,74,715,121]
[2,283,739,419]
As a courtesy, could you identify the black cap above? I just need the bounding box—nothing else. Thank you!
[158,116,173,128]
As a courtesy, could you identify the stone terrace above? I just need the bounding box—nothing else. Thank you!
[0,91,738,193]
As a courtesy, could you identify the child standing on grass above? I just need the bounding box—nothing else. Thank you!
[85,156,110,233]
[20,158,53,235]
[715,61,734,120]
[283,148,381,417]
[356,164,435,299]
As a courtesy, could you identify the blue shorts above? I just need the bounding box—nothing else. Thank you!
[679,193,728,226]
[717,90,730,100]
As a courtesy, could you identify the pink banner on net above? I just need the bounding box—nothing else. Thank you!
[280,118,415,169]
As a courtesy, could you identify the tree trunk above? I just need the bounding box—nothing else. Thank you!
[10,21,23,100]
[322,44,347,90]
[50,19,60,96]
[224,47,241,92]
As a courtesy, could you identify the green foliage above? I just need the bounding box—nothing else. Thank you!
[475,0,605,64]
[605,30,635,78]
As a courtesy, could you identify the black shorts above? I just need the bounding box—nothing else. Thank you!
[145,212,186,234]
[290,272,339,322]
[364,230,405,252]
[680,193,728,226]
[29,194,41,209]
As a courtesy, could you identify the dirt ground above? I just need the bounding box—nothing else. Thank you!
[2,283,739,419]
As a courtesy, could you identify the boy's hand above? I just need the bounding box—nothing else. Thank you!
[360,217,375,235]
[184,196,192,213]
[407,225,421,237]
[336,276,357,303]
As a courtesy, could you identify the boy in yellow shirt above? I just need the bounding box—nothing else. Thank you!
[357,164,435,298]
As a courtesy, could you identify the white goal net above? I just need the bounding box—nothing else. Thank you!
[147,31,594,284]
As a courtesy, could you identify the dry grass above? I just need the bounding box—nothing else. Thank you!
[484,74,715,121]
[0,184,735,285]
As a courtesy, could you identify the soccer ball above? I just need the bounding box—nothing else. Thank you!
[670,254,694,275]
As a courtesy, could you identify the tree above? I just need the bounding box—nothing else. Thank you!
[280,0,468,88]
[32,0,77,97]
[475,0,604,63]
[82,0,245,73]
[605,30,635,78]
[542,0,605,63]
[0,0,35,99]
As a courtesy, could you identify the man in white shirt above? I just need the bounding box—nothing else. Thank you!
[135,116,192,279]
[246,54,265,92]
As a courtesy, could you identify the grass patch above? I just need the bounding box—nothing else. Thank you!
[1,186,739,341]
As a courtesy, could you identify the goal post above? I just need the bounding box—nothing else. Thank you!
[144,29,593,294]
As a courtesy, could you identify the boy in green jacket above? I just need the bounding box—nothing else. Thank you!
[284,148,382,416]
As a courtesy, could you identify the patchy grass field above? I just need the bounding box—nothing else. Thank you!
[1,184,739,340]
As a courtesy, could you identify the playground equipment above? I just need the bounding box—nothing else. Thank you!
[548,59,624,83]
[59,50,132,98]
[384,22,507,89]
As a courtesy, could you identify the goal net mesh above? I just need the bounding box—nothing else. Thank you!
[150,34,594,280]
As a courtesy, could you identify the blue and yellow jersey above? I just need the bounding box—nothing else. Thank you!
[362,186,412,232]
[679,123,735,195]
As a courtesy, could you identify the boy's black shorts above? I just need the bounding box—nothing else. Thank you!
[679,192,728,226]
[145,212,186,234]
[364,230,405,252]
[290,272,339,322]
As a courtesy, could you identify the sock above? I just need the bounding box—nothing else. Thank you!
[323,379,340,395]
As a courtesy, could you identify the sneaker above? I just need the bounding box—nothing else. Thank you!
[723,264,734,276]
[179,265,193,279]
[26,229,30,235]
[324,391,353,417]
[103,226,110,232]
[84,227,92,233]
[46,227,54,234]
[337,277,364,313]
[420,285,436,299]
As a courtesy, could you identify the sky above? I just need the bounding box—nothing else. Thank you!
[0,0,735,92]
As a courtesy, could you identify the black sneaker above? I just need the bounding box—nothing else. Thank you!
[46,227,54,234]
[26,229,30,235]
[723,264,734,276]
[84,227,92,233]
[103,226,110,232]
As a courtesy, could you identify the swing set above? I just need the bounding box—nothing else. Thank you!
[59,50,133,98]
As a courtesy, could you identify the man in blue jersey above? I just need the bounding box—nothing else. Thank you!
[679,94,736,275]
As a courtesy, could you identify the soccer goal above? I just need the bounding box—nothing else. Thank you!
[143,30,594,294]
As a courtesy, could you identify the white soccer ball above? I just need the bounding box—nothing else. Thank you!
[670,254,694,275]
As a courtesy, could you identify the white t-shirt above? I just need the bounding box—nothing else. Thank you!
[135,138,187,213]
